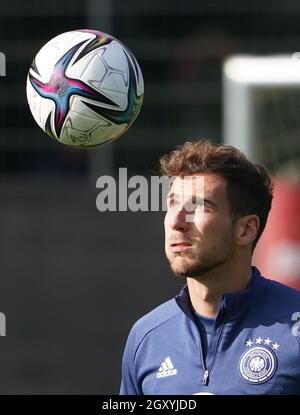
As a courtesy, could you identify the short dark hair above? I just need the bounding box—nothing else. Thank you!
[160,138,274,249]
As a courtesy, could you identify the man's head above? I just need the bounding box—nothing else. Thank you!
[160,139,274,278]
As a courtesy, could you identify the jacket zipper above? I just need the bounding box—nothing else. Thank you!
[202,320,226,385]
[199,299,227,386]
[202,369,209,385]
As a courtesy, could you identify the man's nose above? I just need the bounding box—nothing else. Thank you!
[169,208,190,232]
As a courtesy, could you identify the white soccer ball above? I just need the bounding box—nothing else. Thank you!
[26,29,144,147]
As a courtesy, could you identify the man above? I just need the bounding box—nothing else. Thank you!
[120,139,300,395]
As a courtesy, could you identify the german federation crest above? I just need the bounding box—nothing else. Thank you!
[239,342,278,384]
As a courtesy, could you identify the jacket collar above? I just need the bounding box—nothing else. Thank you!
[175,266,268,319]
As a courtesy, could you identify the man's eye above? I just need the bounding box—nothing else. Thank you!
[168,199,181,209]
[194,200,212,213]
[192,199,204,209]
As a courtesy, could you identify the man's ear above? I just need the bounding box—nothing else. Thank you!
[235,215,260,247]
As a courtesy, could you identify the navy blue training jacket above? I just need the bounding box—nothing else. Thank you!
[120,267,300,395]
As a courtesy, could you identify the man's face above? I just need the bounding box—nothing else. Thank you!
[164,173,236,278]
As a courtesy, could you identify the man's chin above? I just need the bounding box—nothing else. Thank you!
[168,257,200,278]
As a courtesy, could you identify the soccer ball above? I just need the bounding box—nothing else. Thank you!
[26,29,144,147]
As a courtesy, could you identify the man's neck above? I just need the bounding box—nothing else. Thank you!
[186,261,252,318]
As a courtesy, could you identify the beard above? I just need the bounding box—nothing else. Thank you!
[166,232,234,279]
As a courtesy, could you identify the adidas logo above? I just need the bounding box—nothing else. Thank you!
[156,357,177,378]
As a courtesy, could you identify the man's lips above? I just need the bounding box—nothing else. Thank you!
[169,242,193,252]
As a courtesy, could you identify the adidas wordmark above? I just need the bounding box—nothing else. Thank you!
[156,357,177,378]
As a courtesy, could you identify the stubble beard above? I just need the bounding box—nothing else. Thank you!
[167,234,234,279]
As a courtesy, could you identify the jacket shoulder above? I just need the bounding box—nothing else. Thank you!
[127,297,181,352]
[258,276,300,322]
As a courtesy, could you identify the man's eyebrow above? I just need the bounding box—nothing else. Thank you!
[167,192,177,199]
